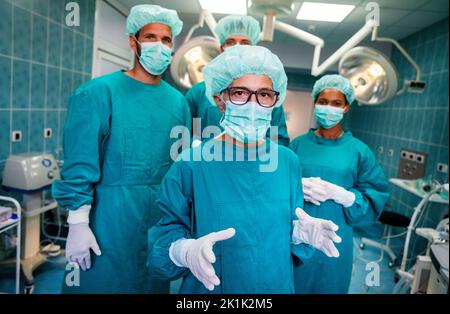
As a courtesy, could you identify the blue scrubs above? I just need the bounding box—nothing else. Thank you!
[52,70,191,293]
[185,81,290,146]
[289,129,390,294]
[147,139,314,293]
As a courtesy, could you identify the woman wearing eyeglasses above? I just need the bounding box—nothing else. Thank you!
[146,45,342,294]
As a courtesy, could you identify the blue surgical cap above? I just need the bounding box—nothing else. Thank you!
[126,5,183,38]
[215,15,261,45]
[203,45,287,108]
[312,74,356,105]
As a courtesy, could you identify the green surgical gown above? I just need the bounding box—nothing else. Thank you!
[185,81,291,146]
[289,129,390,294]
[52,70,191,293]
[147,139,314,293]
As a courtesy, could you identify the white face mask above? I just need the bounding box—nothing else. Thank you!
[135,39,172,75]
[314,104,345,129]
[220,101,273,143]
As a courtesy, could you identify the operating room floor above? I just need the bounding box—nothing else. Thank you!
[0,231,402,294]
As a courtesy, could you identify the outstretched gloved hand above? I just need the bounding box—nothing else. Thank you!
[292,208,342,258]
[170,228,236,291]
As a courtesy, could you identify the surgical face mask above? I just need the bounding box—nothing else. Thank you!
[135,39,172,75]
[314,104,345,129]
[220,101,273,143]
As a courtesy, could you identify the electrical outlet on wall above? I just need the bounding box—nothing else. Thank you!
[398,148,428,179]
[11,131,22,142]
[44,128,52,139]
[437,163,448,174]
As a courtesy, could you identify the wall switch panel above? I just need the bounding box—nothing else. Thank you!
[398,148,428,179]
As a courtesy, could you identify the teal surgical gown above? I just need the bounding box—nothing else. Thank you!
[52,70,191,293]
[147,139,314,293]
[289,129,390,294]
[185,81,290,146]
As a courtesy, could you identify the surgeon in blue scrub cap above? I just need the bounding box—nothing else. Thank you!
[52,4,190,293]
[185,15,290,147]
[289,74,390,294]
[147,46,342,294]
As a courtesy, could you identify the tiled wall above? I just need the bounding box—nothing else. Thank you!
[0,0,96,178]
[349,18,449,245]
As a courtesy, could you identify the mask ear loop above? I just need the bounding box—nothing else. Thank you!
[133,36,142,60]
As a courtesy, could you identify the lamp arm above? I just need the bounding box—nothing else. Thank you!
[183,10,219,44]
[274,19,377,76]
[372,27,421,82]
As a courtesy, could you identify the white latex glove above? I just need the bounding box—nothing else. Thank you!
[302,177,356,208]
[169,228,236,291]
[319,179,356,207]
[293,208,342,258]
[302,177,328,205]
[65,223,101,271]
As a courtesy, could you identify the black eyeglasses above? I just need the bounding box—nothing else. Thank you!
[221,87,280,108]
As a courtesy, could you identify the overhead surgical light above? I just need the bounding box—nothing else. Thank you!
[171,36,220,88]
[170,10,220,88]
[339,47,399,105]
[254,1,425,105]
[338,26,426,105]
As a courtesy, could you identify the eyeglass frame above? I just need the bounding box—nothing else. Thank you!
[220,86,280,108]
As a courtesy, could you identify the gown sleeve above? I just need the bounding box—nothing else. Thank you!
[343,146,390,226]
[268,105,290,147]
[184,84,199,119]
[51,87,111,211]
[147,158,193,281]
[290,154,315,261]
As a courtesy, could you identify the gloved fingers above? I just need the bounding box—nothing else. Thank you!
[302,180,327,194]
[75,256,87,271]
[198,253,216,278]
[303,189,325,200]
[201,243,216,264]
[90,241,102,256]
[304,195,321,206]
[295,207,309,220]
[323,229,342,243]
[208,228,236,243]
[84,254,92,270]
[194,266,220,291]
[322,220,339,232]
[321,240,340,258]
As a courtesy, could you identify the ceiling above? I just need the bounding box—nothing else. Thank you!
[116,0,449,45]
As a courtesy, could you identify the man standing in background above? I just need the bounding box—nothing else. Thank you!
[52,5,190,293]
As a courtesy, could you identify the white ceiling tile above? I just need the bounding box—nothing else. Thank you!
[378,8,415,25]
[360,0,430,10]
[394,11,448,27]
[419,0,449,12]
[291,20,338,38]
[378,25,422,39]
[331,22,365,35]
[341,6,371,24]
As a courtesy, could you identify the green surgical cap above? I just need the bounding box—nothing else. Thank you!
[312,74,356,105]
[215,15,261,45]
[203,45,287,108]
[126,4,183,38]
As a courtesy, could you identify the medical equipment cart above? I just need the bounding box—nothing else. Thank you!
[0,196,21,294]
